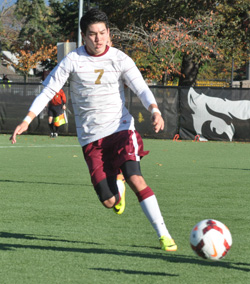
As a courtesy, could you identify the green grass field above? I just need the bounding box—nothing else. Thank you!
[1,134,250,283]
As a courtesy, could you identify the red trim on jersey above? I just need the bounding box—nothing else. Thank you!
[136,186,154,202]
[85,45,110,57]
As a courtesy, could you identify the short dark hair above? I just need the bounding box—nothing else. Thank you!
[80,8,109,35]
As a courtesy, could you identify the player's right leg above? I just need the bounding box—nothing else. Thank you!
[94,176,123,210]
[82,140,126,213]
[113,173,126,214]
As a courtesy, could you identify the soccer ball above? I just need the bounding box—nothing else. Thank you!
[190,219,232,261]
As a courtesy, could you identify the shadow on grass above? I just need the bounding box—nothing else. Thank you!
[89,268,179,277]
[0,179,91,187]
[0,232,98,245]
[210,167,250,171]
[0,232,250,273]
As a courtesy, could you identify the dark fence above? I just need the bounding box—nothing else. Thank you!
[1,82,250,141]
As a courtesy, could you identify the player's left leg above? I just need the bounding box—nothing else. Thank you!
[121,161,177,251]
[131,175,177,251]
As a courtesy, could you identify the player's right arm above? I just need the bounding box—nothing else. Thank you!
[10,86,57,144]
[10,52,73,144]
[10,111,36,144]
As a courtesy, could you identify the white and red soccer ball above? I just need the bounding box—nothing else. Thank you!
[190,219,232,260]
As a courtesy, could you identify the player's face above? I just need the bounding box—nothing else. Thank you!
[82,23,110,55]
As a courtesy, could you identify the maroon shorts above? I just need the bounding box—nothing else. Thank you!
[82,130,149,186]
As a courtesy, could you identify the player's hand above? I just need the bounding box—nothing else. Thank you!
[9,121,29,144]
[151,112,164,133]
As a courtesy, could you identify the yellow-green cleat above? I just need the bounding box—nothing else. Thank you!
[159,236,177,252]
[113,175,126,215]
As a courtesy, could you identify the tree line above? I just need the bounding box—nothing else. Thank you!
[0,0,250,85]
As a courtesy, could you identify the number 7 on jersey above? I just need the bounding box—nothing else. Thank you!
[95,69,104,84]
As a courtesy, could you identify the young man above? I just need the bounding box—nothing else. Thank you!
[47,89,67,137]
[10,9,177,251]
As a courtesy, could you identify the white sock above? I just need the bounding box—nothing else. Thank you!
[116,179,125,198]
[140,194,171,239]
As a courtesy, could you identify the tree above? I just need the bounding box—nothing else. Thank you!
[100,0,250,86]
[216,1,250,64]
[3,0,250,84]
[49,0,99,43]
[14,42,57,81]
[0,2,21,51]
[15,0,53,52]
[49,0,79,42]
[111,13,221,85]
[12,0,64,77]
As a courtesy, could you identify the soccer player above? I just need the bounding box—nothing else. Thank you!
[10,8,177,251]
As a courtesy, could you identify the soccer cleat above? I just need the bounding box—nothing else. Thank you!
[159,236,177,252]
[113,174,126,215]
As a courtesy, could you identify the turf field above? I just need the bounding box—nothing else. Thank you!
[0,134,250,283]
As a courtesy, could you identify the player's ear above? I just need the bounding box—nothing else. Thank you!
[81,32,85,44]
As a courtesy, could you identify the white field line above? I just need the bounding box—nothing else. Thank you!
[0,144,80,149]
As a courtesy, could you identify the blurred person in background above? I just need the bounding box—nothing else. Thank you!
[47,89,67,137]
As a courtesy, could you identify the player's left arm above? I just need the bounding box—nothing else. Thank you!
[148,104,164,133]
[121,55,164,133]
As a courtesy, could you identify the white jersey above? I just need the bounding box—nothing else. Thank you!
[29,46,157,146]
